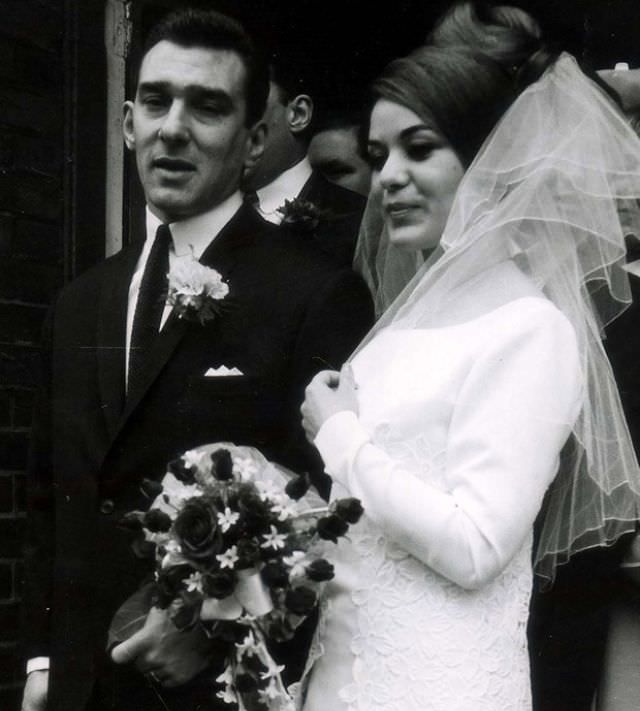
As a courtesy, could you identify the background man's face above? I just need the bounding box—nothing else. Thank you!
[308,126,371,196]
[123,41,254,222]
[242,81,293,190]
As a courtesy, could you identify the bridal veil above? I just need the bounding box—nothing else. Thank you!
[355,54,640,584]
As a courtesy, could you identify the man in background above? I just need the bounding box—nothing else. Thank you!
[308,110,371,197]
[242,55,366,266]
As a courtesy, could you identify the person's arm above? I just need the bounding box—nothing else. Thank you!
[21,306,56,711]
[315,308,582,589]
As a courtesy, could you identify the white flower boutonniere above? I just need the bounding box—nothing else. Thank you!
[167,255,229,325]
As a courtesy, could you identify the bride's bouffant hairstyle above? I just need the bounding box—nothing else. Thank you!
[370,1,557,166]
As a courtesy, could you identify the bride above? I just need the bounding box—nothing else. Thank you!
[298,3,640,710]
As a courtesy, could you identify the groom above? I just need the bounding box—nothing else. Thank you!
[21,9,373,711]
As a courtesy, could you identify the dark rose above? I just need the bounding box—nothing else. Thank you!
[334,497,364,524]
[143,508,172,533]
[316,514,349,542]
[305,559,335,582]
[237,487,271,533]
[202,569,236,599]
[261,561,289,588]
[236,539,261,569]
[211,449,234,480]
[174,499,222,560]
[117,511,144,534]
[285,586,317,616]
[278,198,322,233]
[284,473,311,501]
[140,478,163,499]
[153,564,194,607]
[168,458,196,484]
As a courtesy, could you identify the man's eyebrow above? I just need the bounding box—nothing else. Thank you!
[137,81,234,102]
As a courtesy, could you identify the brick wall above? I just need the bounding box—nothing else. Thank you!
[0,1,66,707]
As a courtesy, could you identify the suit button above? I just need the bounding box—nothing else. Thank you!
[99,498,115,515]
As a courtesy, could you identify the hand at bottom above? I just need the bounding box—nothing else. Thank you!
[21,670,48,711]
[111,607,212,688]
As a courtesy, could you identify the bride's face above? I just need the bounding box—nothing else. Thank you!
[367,99,465,252]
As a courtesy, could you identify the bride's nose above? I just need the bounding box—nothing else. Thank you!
[379,151,410,192]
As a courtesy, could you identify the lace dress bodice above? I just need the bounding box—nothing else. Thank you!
[299,298,583,711]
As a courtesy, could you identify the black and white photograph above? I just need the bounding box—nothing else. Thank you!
[3,1,640,710]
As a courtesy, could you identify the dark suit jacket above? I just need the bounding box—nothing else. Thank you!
[298,170,366,267]
[23,203,374,711]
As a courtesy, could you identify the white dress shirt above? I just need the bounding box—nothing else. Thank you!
[255,157,312,224]
[26,191,243,676]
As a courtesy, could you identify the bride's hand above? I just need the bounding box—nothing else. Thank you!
[301,365,359,443]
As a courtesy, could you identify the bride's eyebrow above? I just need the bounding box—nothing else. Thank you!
[399,125,439,139]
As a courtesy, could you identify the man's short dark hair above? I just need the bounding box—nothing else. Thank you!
[141,8,269,127]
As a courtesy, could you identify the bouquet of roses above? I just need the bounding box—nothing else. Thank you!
[110,442,363,710]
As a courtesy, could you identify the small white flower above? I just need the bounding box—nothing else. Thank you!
[182,449,208,470]
[216,686,238,704]
[216,545,239,569]
[185,571,204,593]
[235,630,259,657]
[261,525,287,551]
[272,498,298,521]
[217,507,240,533]
[283,550,307,578]
[256,480,280,502]
[233,456,259,482]
[260,663,285,682]
[216,665,234,686]
[258,680,282,702]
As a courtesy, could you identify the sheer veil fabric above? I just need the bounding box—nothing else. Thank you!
[354,54,640,585]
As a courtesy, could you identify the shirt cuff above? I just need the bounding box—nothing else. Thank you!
[27,657,50,675]
[314,410,370,487]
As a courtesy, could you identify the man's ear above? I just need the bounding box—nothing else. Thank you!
[244,120,267,172]
[122,100,136,150]
[287,94,313,135]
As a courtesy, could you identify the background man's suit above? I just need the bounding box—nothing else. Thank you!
[298,170,366,266]
[23,203,373,711]
[529,247,640,711]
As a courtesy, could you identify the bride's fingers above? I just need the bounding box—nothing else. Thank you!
[308,370,340,394]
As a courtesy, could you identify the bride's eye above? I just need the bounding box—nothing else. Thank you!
[406,141,436,162]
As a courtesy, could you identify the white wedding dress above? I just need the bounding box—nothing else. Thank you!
[299,297,582,711]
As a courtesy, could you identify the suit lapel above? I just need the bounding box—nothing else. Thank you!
[113,203,262,437]
[97,242,143,440]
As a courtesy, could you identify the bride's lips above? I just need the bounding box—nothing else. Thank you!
[384,201,422,221]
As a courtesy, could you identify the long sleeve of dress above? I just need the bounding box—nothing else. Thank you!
[315,304,583,589]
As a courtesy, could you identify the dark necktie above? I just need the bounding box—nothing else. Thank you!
[244,190,260,210]
[128,223,173,393]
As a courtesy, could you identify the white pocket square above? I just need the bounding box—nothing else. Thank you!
[204,365,244,377]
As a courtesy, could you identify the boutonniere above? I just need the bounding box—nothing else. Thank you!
[167,254,229,325]
[277,197,324,233]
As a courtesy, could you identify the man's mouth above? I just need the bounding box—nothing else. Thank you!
[152,157,196,172]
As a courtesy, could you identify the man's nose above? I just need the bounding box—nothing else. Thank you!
[158,101,189,142]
